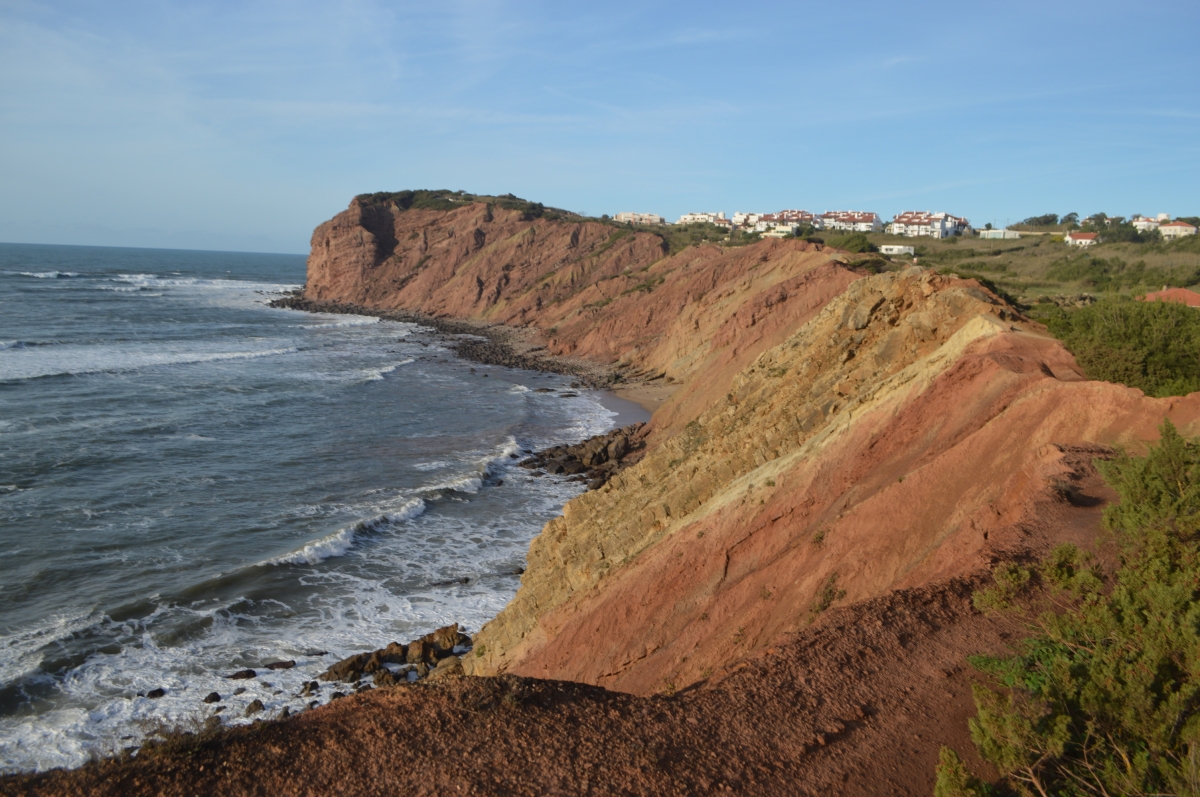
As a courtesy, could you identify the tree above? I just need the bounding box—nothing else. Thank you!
[1021,213,1059,227]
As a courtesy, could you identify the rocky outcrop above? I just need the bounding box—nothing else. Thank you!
[466,269,1200,693]
[317,624,471,686]
[519,422,647,490]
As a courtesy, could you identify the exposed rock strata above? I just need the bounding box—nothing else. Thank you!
[467,268,1200,693]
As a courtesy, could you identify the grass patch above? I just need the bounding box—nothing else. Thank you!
[807,571,845,622]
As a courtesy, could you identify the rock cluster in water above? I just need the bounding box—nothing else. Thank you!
[519,422,646,490]
[316,624,472,688]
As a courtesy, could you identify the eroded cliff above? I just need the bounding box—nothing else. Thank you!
[467,268,1200,693]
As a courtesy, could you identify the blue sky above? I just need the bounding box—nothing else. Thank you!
[1,0,1197,253]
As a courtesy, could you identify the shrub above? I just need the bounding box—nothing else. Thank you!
[824,232,878,253]
[954,421,1200,796]
[1034,296,1200,397]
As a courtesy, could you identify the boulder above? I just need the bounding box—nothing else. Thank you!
[226,669,256,680]
[145,688,165,699]
[318,652,371,683]
[244,699,264,717]
[203,692,221,704]
[264,660,295,670]
[427,656,464,681]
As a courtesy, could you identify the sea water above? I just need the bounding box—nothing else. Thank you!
[0,243,627,772]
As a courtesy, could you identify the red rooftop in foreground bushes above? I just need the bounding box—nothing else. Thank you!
[1140,287,1200,307]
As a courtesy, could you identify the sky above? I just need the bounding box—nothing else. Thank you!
[1,1,1197,254]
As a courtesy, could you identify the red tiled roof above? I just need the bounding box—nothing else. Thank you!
[1140,288,1200,307]
[1067,232,1098,240]
[1162,221,1197,229]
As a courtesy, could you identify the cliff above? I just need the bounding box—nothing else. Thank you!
[303,196,1200,696]
[466,269,1200,692]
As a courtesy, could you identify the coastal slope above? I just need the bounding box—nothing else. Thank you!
[467,268,1200,693]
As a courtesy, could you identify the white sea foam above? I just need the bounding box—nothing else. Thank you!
[0,344,299,382]
[4,271,81,279]
[268,498,427,566]
[304,316,381,329]
[358,359,414,383]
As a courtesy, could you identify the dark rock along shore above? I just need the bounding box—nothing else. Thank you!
[270,295,621,388]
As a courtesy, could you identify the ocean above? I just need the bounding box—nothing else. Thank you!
[0,242,636,772]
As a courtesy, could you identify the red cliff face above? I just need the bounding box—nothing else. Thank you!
[468,271,1200,694]
[304,198,863,436]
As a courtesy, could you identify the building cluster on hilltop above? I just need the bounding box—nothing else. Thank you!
[615,208,976,239]
[611,206,1197,246]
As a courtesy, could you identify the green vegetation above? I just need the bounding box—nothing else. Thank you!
[1043,254,1200,291]
[849,228,1200,302]
[823,232,878,253]
[353,189,577,221]
[1030,297,1200,397]
[652,222,761,254]
[941,422,1200,796]
[807,571,844,621]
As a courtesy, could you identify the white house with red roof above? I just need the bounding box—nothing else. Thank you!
[1132,214,1169,232]
[1161,221,1198,241]
[820,211,882,233]
[887,211,971,238]
[1065,231,1099,247]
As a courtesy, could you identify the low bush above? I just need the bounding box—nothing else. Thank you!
[824,232,878,253]
[1032,297,1200,397]
[941,422,1200,796]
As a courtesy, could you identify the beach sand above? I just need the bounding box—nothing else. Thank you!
[611,380,676,415]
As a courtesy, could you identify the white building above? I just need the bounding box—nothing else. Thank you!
[732,212,761,227]
[1065,232,1099,247]
[880,245,915,256]
[1132,215,1163,233]
[978,229,1021,240]
[762,223,801,238]
[614,212,665,225]
[820,211,882,233]
[1161,221,1198,240]
[677,212,727,225]
[887,211,971,238]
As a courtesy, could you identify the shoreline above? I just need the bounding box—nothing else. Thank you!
[270,295,626,390]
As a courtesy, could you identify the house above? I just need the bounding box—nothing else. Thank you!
[978,229,1021,240]
[1140,287,1200,307]
[762,223,801,238]
[1065,232,1098,247]
[1161,221,1198,241]
[887,211,971,238]
[677,212,727,225]
[614,212,664,225]
[880,245,915,256]
[820,211,882,233]
[1132,215,1163,233]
